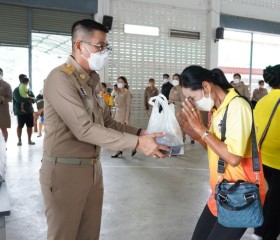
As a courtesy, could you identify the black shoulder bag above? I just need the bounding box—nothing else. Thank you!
[215,96,264,228]
[259,98,280,149]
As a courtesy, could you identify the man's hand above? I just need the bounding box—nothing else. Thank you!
[136,132,170,158]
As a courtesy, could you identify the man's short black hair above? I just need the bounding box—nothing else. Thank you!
[163,74,169,79]
[233,73,241,79]
[72,19,108,39]
[258,80,265,85]
[19,74,27,82]
[149,78,155,82]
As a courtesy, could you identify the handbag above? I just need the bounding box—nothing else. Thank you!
[215,96,264,228]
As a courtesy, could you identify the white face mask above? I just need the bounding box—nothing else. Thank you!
[163,78,169,83]
[84,47,109,71]
[0,74,3,80]
[194,90,214,111]
[172,80,179,86]
[233,78,240,84]
[117,82,124,89]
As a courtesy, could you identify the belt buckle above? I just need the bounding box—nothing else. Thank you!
[90,158,97,165]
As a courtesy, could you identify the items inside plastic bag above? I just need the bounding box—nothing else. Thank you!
[147,94,184,156]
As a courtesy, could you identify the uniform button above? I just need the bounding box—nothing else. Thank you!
[80,73,86,79]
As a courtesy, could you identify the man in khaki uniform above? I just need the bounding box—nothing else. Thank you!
[0,68,12,142]
[39,19,169,240]
[144,78,159,117]
[251,80,268,108]
[232,73,250,99]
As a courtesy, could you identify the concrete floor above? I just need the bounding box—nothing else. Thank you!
[3,121,265,240]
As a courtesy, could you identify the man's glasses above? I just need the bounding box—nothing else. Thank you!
[81,41,112,53]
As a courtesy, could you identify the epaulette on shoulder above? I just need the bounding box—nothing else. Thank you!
[61,64,76,76]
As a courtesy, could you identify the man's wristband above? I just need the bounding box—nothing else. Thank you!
[201,130,210,140]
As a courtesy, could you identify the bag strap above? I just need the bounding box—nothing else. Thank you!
[259,98,280,149]
[217,96,261,179]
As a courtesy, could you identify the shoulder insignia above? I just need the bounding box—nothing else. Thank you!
[61,64,76,75]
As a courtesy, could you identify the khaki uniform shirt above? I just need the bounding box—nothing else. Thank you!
[252,88,268,102]
[144,86,159,109]
[169,85,185,115]
[0,79,12,128]
[232,82,250,99]
[114,89,132,124]
[43,56,139,158]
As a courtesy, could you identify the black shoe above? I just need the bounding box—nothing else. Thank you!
[131,150,137,157]
[111,151,123,158]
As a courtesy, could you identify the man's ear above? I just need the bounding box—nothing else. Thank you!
[74,41,82,52]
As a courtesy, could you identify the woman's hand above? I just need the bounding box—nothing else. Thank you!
[177,111,201,141]
[182,98,207,137]
[136,132,170,158]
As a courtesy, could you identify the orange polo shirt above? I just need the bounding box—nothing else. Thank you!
[207,88,266,216]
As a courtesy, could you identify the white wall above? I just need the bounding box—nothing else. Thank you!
[97,0,280,128]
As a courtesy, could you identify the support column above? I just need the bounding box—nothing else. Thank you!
[206,0,220,69]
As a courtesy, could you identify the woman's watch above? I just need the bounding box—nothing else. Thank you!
[201,130,210,140]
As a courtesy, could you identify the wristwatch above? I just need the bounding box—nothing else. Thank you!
[201,131,210,140]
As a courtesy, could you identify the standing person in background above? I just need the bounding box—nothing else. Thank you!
[161,73,173,100]
[111,76,134,158]
[231,73,250,99]
[13,74,36,146]
[144,78,159,117]
[18,77,31,112]
[35,89,44,137]
[253,64,280,240]
[251,80,268,109]
[169,73,188,143]
[0,68,12,142]
[169,73,185,115]
[40,19,169,240]
[101,82,113,109]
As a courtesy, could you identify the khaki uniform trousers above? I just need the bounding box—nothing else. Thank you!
[39,158,104,240]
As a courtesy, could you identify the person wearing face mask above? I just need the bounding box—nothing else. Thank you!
[0,68,12,142]
[111,76,135,158]
[231,73,250,99]
[144,78,159,117]
[168,73,185,115]
[177,66,265,240]
[251,80,268,109]
[39,19,169,240]
[161,73,173,100]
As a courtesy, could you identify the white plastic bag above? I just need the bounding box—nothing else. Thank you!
[147,94,184,156]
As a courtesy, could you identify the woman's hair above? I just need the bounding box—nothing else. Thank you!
[180,65,232,91]
[173,73,180,79]
[263,64,280,88]
[118,76,129,89]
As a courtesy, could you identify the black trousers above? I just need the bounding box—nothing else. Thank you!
[254,165,280,240]
[191,205,246,240]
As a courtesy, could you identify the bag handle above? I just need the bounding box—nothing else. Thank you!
[259,98,280,149]
[217,96,261,178]
[148,94,169,111]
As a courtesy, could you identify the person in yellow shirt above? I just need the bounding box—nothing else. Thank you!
[101,82,113,108]
[253,64,280,240]
[177,66,265,240]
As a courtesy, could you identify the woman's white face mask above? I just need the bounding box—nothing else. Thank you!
[83,46,109,71]
[117,82,124,89]
[194,90,214,111]
[172,80,179,86]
